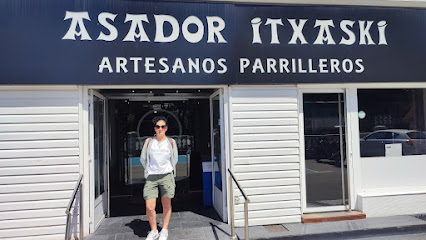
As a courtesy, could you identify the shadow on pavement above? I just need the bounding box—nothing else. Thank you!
[123,218,152,238]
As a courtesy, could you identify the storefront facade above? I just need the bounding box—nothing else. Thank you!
[1,0,426,239]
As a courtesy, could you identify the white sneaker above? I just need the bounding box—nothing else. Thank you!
[146,230,159,240]
[159,229,168,240]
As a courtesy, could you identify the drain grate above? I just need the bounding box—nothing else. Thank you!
[264,225,288,232]
[414,214,426,221]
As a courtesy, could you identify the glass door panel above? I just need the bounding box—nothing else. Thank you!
[210,89,227,220]
[94,96,105,199]
[90,91,108,230]
[303,93,348,209]
[212,94,222,191]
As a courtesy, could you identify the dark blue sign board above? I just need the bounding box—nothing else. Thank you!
[0,0,425,85]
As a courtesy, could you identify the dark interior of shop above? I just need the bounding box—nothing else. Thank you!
[100,89,220,219]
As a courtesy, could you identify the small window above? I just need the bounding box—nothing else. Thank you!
[365,132,388,140]
[385,132,399,140]
[407,131,426,139]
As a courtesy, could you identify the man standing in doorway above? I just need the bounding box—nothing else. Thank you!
[140,116,178,240]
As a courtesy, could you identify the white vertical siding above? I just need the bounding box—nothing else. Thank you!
[0,89,81,240]
[230,87,301,226]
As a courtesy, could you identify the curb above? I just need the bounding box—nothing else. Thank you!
[254,223,426,240]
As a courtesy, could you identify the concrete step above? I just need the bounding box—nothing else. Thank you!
[302,211,366,223]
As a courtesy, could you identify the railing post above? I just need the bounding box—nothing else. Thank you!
[244,201,249,240]
[65,214,71,240]
[229,173,237,239]
[65,174,83,240]
[79,182,83,240]
[228,169,250,240]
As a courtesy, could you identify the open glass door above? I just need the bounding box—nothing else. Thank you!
[89,90,108,230]
[210,89,227,220]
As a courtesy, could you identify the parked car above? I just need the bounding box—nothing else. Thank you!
[360,129,426,157]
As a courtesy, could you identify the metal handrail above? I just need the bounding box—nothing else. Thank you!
[228,169,250,240]
[65,174,83,240]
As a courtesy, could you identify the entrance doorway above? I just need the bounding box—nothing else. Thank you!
[302,92,349,212]
[88,88,228,231]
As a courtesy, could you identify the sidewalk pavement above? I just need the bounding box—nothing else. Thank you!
[84,212,426,240]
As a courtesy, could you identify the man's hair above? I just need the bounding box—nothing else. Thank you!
[152,115,168,126]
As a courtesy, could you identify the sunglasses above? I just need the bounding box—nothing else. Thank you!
[154,125,167,129]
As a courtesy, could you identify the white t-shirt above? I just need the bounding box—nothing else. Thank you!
[147,139,173,175]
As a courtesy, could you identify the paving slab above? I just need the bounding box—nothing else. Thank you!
[202,225,233,239]
[168,228,206,240]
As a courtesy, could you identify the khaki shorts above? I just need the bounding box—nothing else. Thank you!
[143,172,175,200]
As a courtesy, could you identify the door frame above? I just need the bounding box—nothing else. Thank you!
[89,90,110,231]
[298,88,353,213]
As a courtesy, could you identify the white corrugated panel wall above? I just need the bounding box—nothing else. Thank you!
[0,89,81,240]
[229,87,301,226]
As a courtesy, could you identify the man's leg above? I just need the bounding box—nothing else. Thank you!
[146,198,158,231]
[161,197,172,230]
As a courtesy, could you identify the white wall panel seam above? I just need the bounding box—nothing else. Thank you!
[0,132,80,141]
[0,140,79,150]
[0,148,80,159]
[0,216,71,230]
[0,166,80,177]
[0,160,80,168]
[0,191,74,203]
